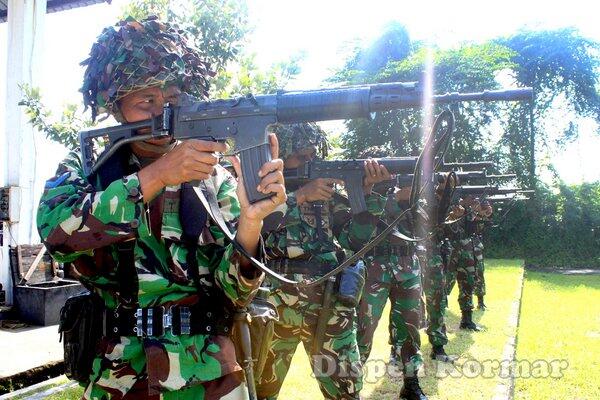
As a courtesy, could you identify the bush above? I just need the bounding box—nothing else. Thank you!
[485,182,600,268]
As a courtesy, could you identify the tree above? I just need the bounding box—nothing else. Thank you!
[122,0,249,74]
[18,85,95,151]
[497,28,600,185]
[332,41,516,162]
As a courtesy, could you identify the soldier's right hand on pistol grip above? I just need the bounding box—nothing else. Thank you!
[295,178,343,204]
[153,139,227,186]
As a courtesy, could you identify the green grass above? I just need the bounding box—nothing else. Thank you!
[279,259,525,400]
[44,260,600,400]
[513,271,600,400]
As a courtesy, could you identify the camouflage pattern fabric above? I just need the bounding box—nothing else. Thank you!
[412,200,450,347]
[257,190,386,399]
[37,151,263,399]
[472,234,486,297]
[417,242,449,347]
[268,122,329,161]
[257,284,362,400]
[355,196,423,376]
[357,254,423,371]
[80,16,212,121]
[446,237,477,313]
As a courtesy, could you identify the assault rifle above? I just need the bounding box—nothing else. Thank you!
[370,171,516,194]
[283,157,418,213]
[454,185,534,197]
[80,82,532,204]
[440,161,494,171]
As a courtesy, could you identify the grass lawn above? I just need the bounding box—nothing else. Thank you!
[44,259,600,400]
[513,271,600,400]
[279,259,525,400]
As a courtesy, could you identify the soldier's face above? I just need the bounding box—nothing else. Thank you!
[284,146,317,169]
[120,85,181,122]
[119,85,181,146]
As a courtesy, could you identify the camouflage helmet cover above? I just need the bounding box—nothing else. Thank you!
[269,122,329,160]
[357,144,394,159]
[81,16,213,121]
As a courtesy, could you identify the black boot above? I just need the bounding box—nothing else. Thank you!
[430,345,456,363]
[477,295,486,310]
[460,310,482,331]
[399,377,428,400]
[389,347,399,366]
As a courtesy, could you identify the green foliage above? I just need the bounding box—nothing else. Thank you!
[497,28,600,184]
[332,38,516,160]
[122,0,249,73]
[122,0,301,97]
[18,84,96,150]
[486,182,600,267]
[212,53,303,98]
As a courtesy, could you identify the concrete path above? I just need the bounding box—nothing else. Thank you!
[0,324,62,378]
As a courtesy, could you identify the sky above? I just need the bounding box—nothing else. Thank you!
[1,0,600,188]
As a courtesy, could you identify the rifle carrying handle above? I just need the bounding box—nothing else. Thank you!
[240,143,274,204]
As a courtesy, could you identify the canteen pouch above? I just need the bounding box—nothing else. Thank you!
[336,260,366,308]
[58,291,104,383]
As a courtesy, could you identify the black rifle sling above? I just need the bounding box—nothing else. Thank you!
[195,181,411,287]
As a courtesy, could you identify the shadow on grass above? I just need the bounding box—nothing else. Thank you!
[523,270,600,291]
[365,307,482,399]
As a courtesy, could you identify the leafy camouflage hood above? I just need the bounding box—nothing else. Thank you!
[80,16,213,121]
[357,145,394,159]
[269,122,329,160]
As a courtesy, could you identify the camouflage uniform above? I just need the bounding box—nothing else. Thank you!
[446,212,477,313]
[38,154,260,399]
[418,241,449,347]
[356,198,423,377]
[38,17,259,400]
[472,227,486,298]
[256,125,386,400]
[414,198,450,348]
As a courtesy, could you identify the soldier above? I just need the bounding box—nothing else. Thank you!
[473,200,493,310]
[37,17,286,399]
[256,124,389,400]
[353,147,427,400]
[446,196,482,331]
[415,174,456,363]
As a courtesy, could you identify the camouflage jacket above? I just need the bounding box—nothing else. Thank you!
[263,189,386,270]
[366,196,419,280]
[37,151,263,395]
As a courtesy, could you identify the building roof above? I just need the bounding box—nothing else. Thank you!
[0,0,109,23]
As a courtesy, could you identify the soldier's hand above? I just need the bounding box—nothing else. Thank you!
[447,205,465,221]
[159,139,225,185]
[296,178,342,204]
[138,139,226,201]
[394,186,411,202]
[363,159,392,193]
[227,133,286,222]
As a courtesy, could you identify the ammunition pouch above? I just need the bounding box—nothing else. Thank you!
[58,291,104,383]
[232,289,279,379]
[336,260,366,308]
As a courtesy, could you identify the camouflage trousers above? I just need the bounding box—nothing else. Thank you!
[356,253,423,377]
[419,250,449,347]
[472,235,486,297]
[256,283,362,400]
[446,238,477,312]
